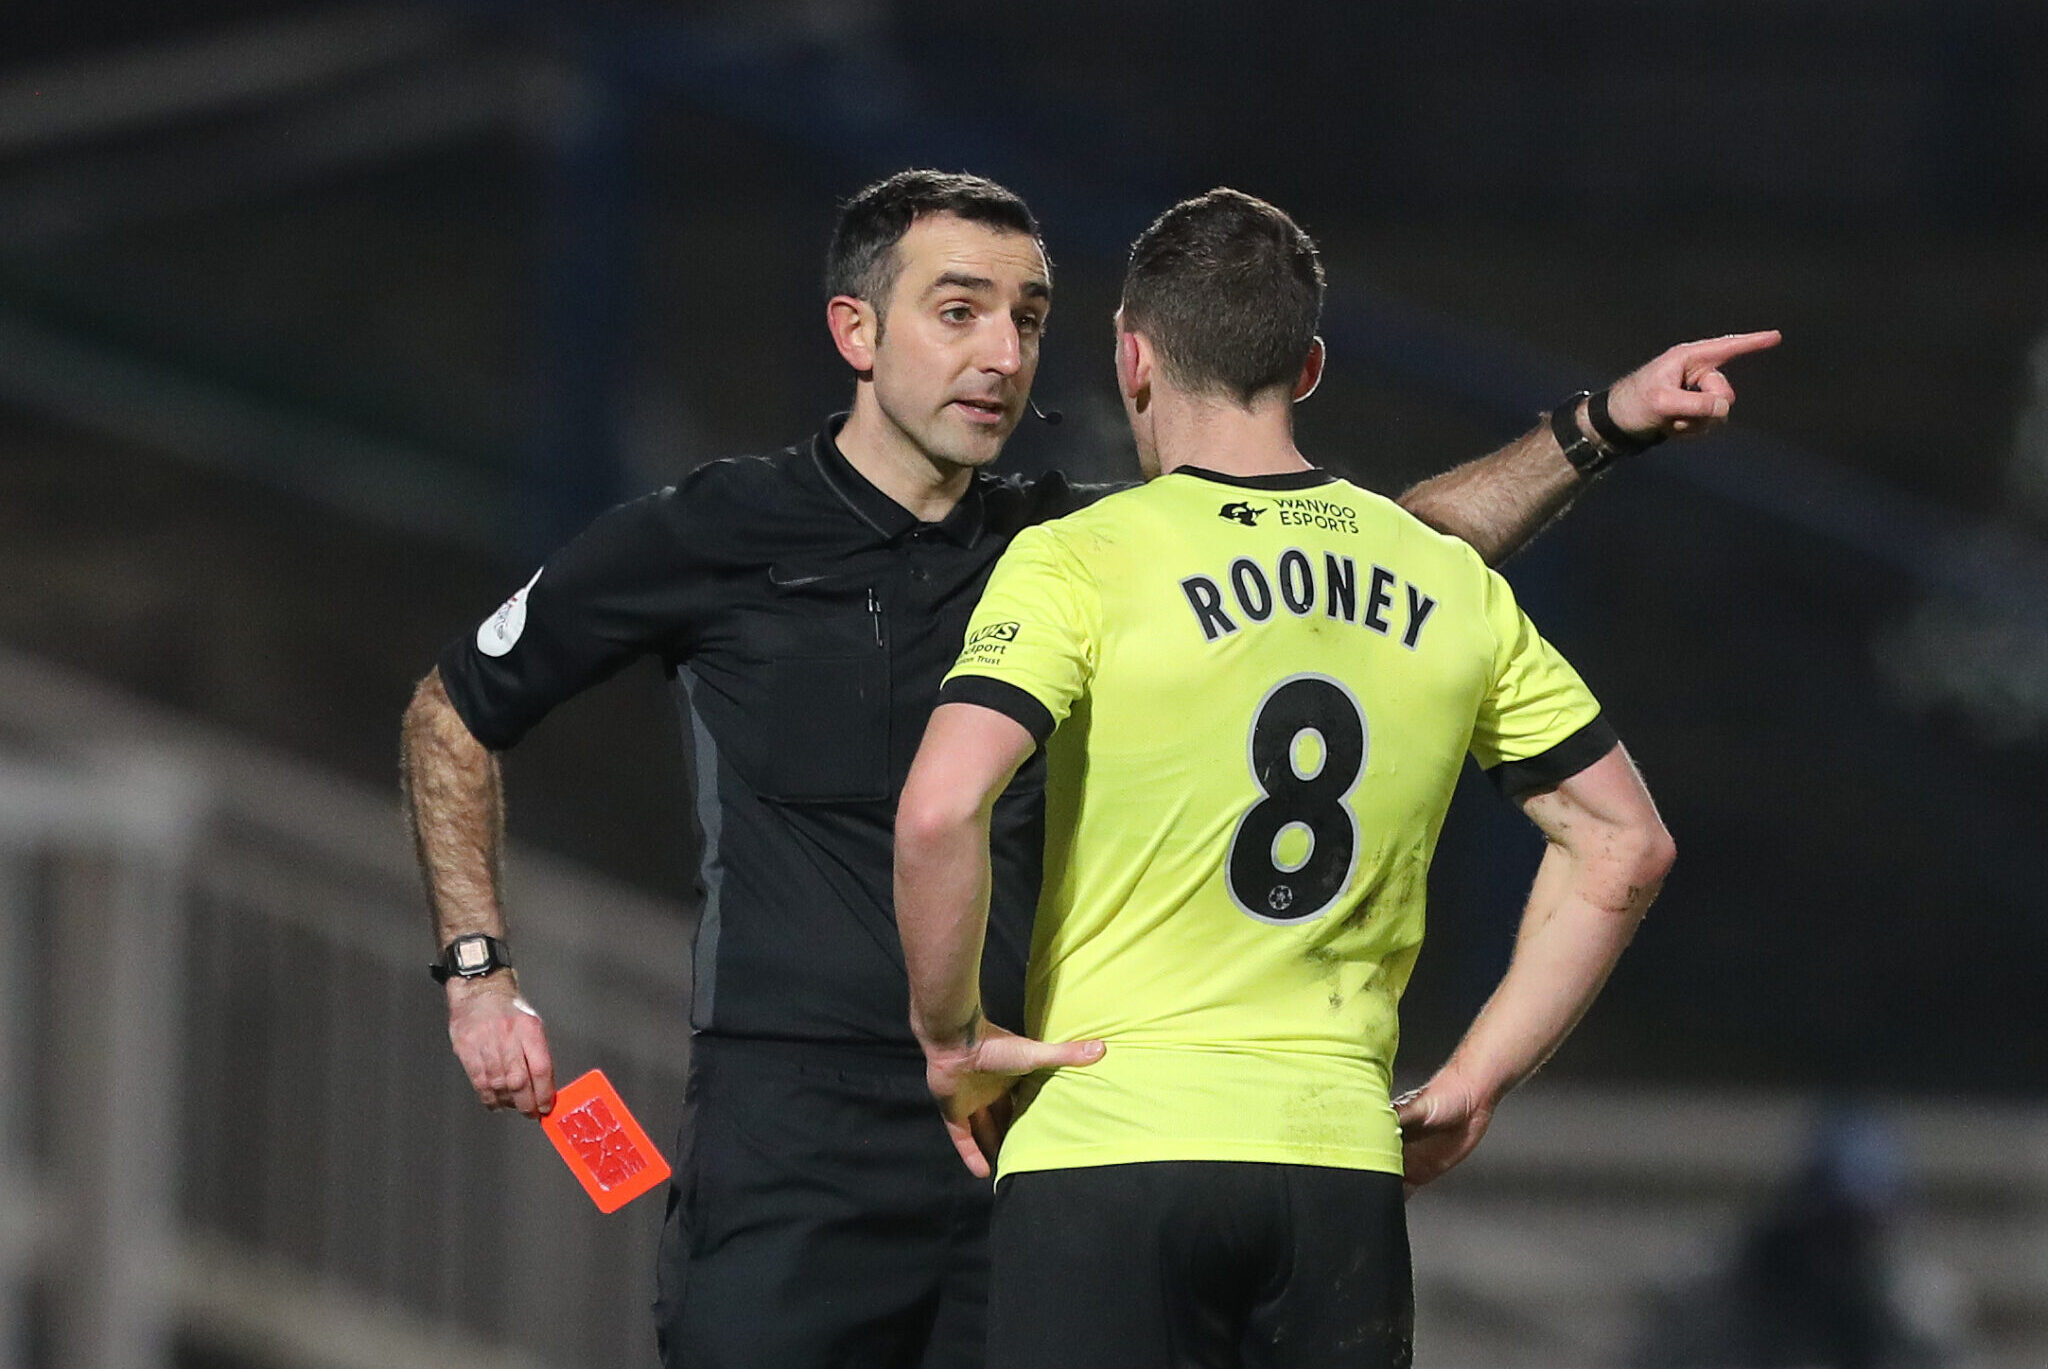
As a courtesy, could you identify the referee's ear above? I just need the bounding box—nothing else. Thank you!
[828,294,880,375]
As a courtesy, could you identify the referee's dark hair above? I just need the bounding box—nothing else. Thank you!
[1120,188,1325,406]
[827,170,1045,318]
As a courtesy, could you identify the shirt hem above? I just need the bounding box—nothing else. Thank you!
[997,1141,1404,1181]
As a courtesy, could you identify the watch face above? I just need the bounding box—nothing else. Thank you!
[454,937,491,973]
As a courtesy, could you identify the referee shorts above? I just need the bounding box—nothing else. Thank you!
[989,1161,1412,1369]
[653,1035,992,1369]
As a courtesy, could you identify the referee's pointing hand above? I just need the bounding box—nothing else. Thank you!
[925,1023,1106,1179]
[1603,329,1782,439]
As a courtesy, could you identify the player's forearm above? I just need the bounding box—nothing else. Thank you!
[895,799,995,1053]
[401,669,509,946]
[1397,421,1581,567]
[1440,829,1669,1103]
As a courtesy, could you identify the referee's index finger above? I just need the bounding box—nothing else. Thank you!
[1684,330,1781,366]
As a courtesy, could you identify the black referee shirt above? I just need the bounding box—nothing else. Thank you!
[440,418,1108,1052]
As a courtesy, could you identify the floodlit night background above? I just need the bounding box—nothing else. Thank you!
[2,3,2044,1368]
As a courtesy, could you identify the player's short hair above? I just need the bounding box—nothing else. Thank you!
[1120,188,1325,406]
[826,170,1045,314]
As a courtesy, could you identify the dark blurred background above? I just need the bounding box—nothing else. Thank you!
[4,4,2048,1365]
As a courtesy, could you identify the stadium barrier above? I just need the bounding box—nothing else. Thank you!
[0,646,690,1369]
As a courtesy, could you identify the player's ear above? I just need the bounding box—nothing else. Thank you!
[1293,336,1326,403]
[828,295,879,375]
[1116,323,1151,403]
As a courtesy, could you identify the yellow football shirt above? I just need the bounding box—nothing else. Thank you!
[938,466,1613,1178]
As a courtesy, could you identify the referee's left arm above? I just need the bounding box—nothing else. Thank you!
[1398,330,1779,565]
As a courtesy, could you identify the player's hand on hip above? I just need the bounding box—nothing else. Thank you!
[924,1022,1105,1179]
[1604,330,1781,441]
[447,973,557,1119]
[1393,1074,1494,1197]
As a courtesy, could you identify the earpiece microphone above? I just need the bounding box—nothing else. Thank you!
[1028,399,1064,425]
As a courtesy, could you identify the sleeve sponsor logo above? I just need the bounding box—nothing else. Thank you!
[476,566,544,658]
[960,620,1021,665]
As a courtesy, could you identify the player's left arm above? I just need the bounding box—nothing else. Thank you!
[896,702,1104,1178]
[1395,743,1674,1192]
[1398,331,1781,565]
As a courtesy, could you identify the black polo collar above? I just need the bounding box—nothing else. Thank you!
[1171,464,1339,490]
[811,415,987,548]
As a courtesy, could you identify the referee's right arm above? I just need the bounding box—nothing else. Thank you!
[403,668,557,1119]
[403,477,718,1121]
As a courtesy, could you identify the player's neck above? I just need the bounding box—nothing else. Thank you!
[836,399,974,523]
[1150,388,1311,480]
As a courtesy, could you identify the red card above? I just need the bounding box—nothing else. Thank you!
[541,1069,672,1213]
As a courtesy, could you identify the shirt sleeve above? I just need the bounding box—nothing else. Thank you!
[1469,565,1617,799]
[437,483,708,750]
[938,523,1100,744]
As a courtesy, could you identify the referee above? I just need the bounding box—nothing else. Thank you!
[403,169,1773,1368]
[895,191,1720,1368]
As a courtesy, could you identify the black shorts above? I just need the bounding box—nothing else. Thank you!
[989,1161,1412,1369]
[653,1035,993,1369]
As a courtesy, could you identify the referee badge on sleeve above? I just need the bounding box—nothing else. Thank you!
[477,566,543,657]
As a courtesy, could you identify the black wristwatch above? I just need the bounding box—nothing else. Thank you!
[431,933,513,984]
[1548,391,1619,478]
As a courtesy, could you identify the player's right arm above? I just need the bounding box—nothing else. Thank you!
[1394,744,1673,1191]
[897,701,1105,1178]
[899,522,1110,1175]
[402,669,555,1118]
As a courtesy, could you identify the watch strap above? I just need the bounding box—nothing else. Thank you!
[1547,391,1617,478]
[1587,388,1666,458]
